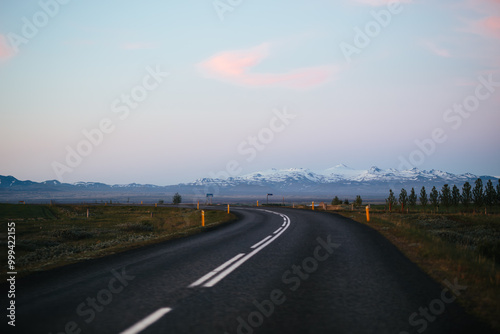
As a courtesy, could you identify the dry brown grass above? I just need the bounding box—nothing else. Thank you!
[0,204,236,279]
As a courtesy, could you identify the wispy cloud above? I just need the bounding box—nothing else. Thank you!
[479,16,500,38]
[421,40,451,58]
[460,15,500,40]
[0,34,16,62]
[455,0,500,39]
[197,43,340,89]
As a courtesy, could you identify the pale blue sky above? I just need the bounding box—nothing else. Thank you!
[1,0,499,185]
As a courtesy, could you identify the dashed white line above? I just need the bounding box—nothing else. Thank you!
[120,210,291,334]
[251,235,272,249]
[188,210,291,288]
[202,214,290,288]
[120,307,172,334]
[189,253,246,288]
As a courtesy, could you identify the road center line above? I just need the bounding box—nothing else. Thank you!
[202,213,290,287]
[251,235,272,249]
[120,307,172,334]
[189,253,246,288]
[273,227,283,234]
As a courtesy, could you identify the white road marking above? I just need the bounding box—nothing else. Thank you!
[120,307,172,334]
[121,210,291,333]
[251,235,272,249]
[189,253,246,288]
[202,213,290,287]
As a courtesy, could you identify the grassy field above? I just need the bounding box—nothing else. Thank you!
[333,205,500,332]
[0,203,236,279]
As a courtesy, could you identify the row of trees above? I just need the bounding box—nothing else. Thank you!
[386,179,500,211]
[332,195,363,206]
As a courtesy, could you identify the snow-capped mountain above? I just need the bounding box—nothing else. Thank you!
[178,165,498,200]
[322,163,364,180]
[187,165,486,186]
[0,165,497,202]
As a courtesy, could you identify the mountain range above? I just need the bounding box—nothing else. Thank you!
[1,165,498,203]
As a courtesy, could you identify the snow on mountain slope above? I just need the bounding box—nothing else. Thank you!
[322,164,363,179]
[240,168,324,184]
[1,167,497,202]
[1,165,495,194]
[189,164,485,186]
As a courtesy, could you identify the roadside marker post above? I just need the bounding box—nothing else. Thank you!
[366,206,370,222]
[197,201,199,210]
[312,201,314,210]
[227,204,230,214]
[257,200,259,207]
[202,210,205,227]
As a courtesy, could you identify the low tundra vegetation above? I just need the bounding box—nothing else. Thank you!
[0,204,235,277]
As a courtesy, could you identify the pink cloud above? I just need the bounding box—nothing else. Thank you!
[197,43,339,89]
[202,43,270,76]
[461,15,500,39]
[480,16,500,38]
[0,34,16,61]
[421,40,451,58]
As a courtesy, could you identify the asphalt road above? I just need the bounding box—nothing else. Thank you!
[3,207,494,333]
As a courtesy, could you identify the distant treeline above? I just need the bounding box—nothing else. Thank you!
[385,178,500,212]
[331,195,363,206]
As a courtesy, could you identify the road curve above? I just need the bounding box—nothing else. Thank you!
[3,207,494,334]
